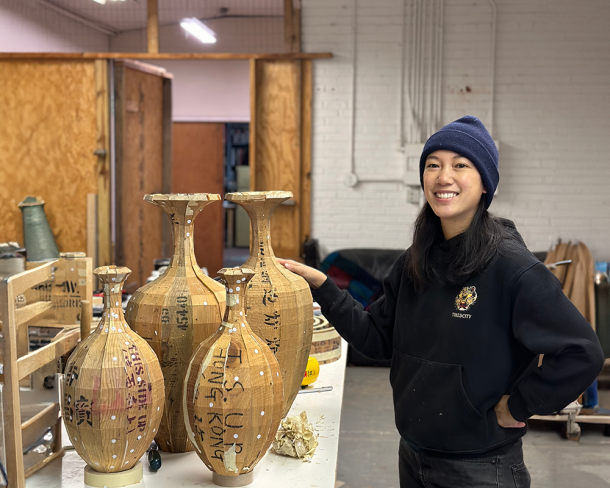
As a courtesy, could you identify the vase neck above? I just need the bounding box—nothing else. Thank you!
[225,306,246,325]
[102,281,126,324]
[219,268,254,324]
[248,206,275,261]
[169,215,198,269]
[94,266,131,333]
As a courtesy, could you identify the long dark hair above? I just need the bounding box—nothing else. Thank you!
[406,196,523,291]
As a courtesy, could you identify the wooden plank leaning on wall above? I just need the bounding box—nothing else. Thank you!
[249,59,312,262]
[95,59,112,268]
[161,77,173,258]
[301,60,313,246]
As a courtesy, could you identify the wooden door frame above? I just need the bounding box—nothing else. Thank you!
[249,58,313,260]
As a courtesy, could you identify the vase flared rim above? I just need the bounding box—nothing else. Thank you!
[94,265,131,278]
[145,193,222,203]
[218,267,255,278]
[225,191,293,202]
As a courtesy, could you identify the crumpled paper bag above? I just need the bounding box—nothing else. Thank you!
[271,411,319,462]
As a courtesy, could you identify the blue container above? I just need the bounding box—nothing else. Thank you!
[583,379,599,408]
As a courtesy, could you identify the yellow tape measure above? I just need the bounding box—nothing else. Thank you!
[301,356,320,386]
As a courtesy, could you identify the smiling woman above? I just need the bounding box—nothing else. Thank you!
[278,115,604,488]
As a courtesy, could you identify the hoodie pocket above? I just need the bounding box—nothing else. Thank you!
[391,351,486,452]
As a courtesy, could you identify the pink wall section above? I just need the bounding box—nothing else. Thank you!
[0,0,109,52]
[152,60,250,122]
[0,1,251,122]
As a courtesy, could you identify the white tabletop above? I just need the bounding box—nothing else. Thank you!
[26,340,348,488]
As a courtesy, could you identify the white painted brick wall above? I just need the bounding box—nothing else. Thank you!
[303,0,417,257]
[0,0,110,52]
[303,0,610,261]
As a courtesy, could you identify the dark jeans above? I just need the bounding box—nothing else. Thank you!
[399,438,531,488]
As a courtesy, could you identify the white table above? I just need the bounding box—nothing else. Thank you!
[26,340,348,488]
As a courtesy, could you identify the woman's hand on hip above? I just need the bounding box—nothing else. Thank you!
[277,259,327,290]
[494,395,526,428]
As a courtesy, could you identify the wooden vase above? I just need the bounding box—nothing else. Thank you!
[62,266,164,473]
[183,268,283,486]
[224,191,314,419]
[125,193,226,453]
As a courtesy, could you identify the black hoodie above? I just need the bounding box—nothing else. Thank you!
[312,221,604,455]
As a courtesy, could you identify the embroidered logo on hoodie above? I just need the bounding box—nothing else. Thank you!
[452,286,477,319]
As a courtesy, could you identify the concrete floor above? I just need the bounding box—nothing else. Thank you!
[336,366,610,488]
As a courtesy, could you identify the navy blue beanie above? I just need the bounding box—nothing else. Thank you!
[419,115,499,209]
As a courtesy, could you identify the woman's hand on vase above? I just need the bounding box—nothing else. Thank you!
[494,395,526,428]
[277,259,327,290]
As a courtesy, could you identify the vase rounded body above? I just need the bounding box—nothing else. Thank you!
[125,194,226,453]
[63,266,164,473]
[225,191,314,418]
[184,268,283,481]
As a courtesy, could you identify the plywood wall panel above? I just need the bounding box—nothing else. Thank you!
[172,122,224,277]
[116,65,164,290]
[250,60,302,261]
[0,60,98,253]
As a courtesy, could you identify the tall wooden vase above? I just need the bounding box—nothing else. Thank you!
[62,266,164,482]
[225,191,314,418]
[125,193,226,453]
[184,268,283,487]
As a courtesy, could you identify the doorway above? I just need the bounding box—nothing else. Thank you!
[223,123,251,268]
[171,121,251,276]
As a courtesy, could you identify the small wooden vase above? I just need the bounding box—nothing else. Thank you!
[62,266,164,474]
[225,191,314,418]
[183,268,283,486]
[125,193,226,453]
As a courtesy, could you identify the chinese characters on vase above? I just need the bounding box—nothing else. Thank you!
[125,194,226,453]
[225,191,314,419]
[62,266,164,474]
[62,191,314,484]
[183,268,283,486]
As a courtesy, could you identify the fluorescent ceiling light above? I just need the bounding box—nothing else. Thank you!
[92,0,127,4]
[180,17,217,44]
